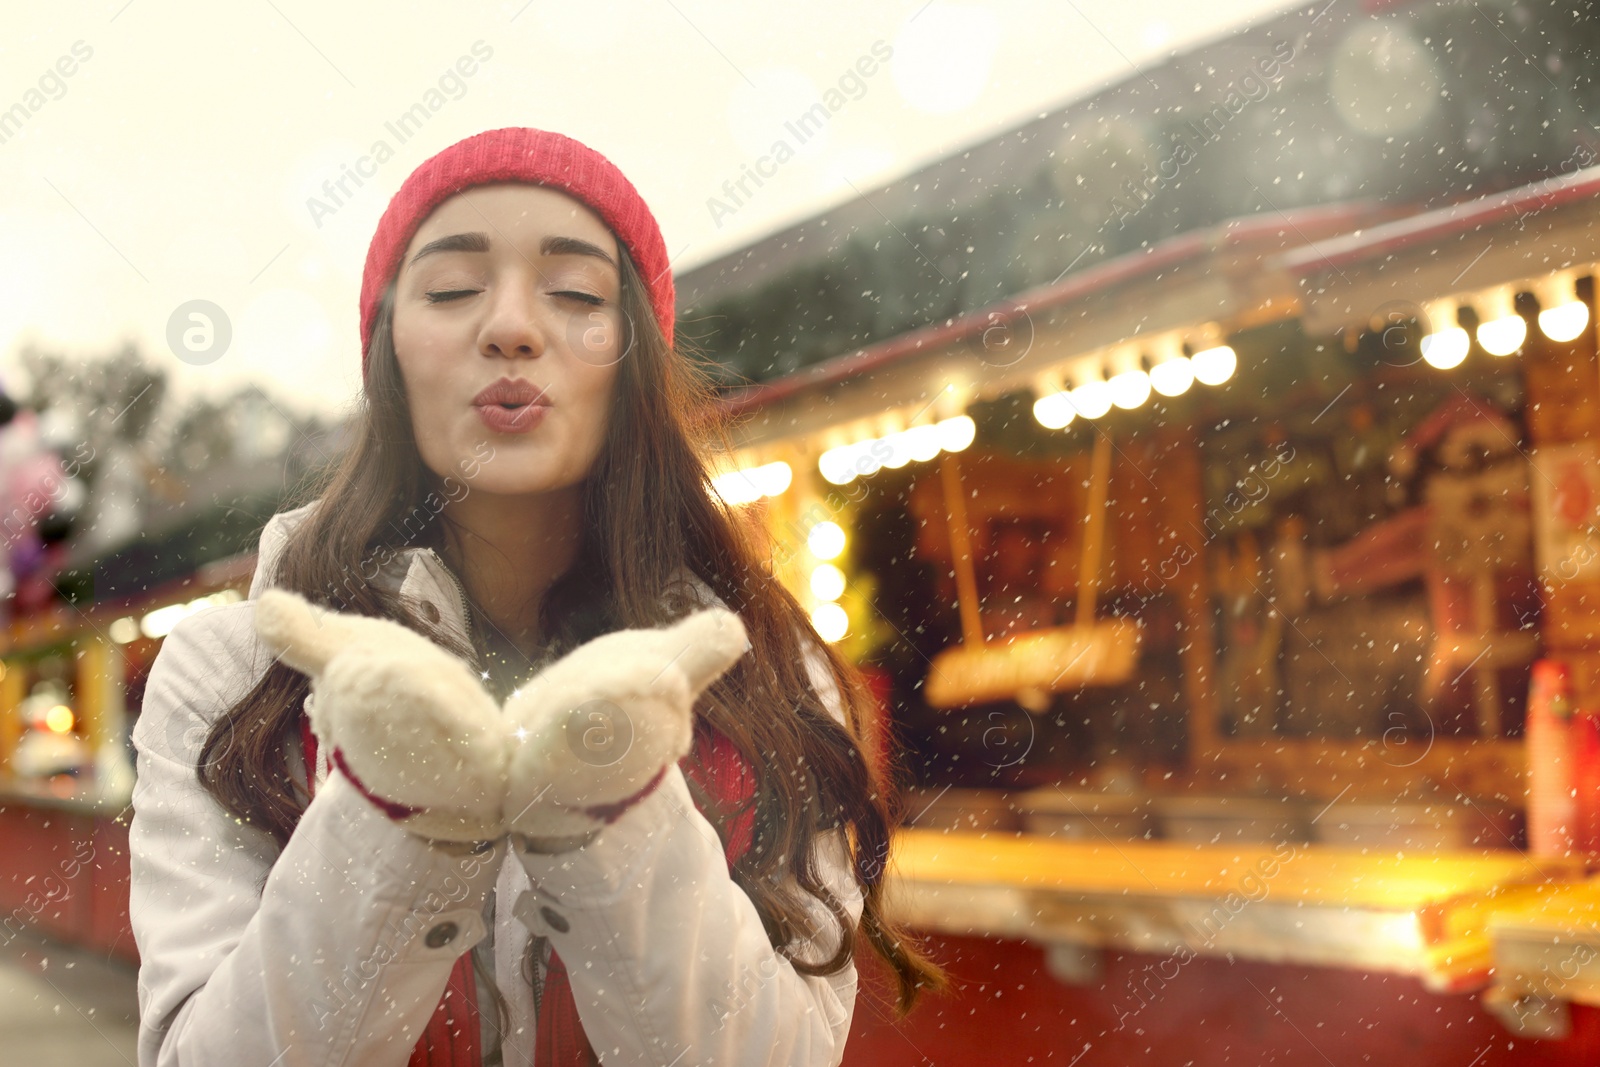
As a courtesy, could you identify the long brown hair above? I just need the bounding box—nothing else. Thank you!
[197,229,948,1049]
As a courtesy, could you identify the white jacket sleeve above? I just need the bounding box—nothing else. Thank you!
[511,639,866,1067]
[129,603,506,1067]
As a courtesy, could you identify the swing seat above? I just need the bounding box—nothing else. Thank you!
[923,618,1142,709]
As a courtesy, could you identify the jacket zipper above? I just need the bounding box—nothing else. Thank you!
[417,549,552,1024]
[423,549,509,1056]
[424,547,477,658]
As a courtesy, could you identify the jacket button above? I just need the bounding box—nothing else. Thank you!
[420,601,441,624]
[425,921,458,948]
[539,906,570,934]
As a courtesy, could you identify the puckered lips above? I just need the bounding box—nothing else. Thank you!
[473,377,551,433]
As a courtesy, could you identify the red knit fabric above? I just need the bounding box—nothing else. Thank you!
[299,714,759,1067]
[417,947,482,1067]
[358,127,676,377]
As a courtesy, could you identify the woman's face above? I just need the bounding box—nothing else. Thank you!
[391,182,624,497]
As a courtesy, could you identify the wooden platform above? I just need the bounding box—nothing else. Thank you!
[884,828,1589,992]
[1487,878,1600,1029]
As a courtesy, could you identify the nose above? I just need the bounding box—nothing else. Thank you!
[478,277,548,360]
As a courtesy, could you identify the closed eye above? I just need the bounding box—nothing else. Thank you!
[423,289,605,306]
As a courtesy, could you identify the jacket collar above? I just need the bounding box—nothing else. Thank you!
[247,499,720,642]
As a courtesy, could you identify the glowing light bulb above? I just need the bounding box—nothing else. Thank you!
[1070,379,1113,419]
[810,563,846,601]
[905,423,942,461]
[44,705,74,734]
[854,440,887,477]
[1477,314,1526,356]
[710,461,791,506]
[710,471,757,506]
[1149,356,1194,397]
[141,604,187,639]
[1109,369,1152,410]
[882,431,912,469]
[808,521,846,560]
[1539,300,1590,342]
[935,415,975,452]
[811,602,849,642]
[753,461,792,497]
[1421,326,1469,369]
[1032,391,1076,429]
[819,445,858,485]
[1191,345,1237,386]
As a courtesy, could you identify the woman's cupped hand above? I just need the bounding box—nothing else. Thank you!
[253,589,750,845]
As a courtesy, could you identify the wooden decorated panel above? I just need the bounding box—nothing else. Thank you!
[1543,581,1600,655]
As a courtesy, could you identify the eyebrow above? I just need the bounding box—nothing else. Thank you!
[407,231,617,269]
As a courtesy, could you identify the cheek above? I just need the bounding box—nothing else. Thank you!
[392,314,445,382]
[391,316,459,444]
[570,363,621,445]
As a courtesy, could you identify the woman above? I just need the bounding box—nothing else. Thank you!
[129,127,946,1066]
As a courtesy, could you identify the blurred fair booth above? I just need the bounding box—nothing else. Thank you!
[683,3,1600,1060]
[0,564,247,965]
[0,375,324,965]
[3,1,1600,1062]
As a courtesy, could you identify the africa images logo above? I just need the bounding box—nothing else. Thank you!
[706,40,894,228]
[305,41,495,229]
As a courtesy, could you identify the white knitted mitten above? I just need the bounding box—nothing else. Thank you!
[254,589,751,848]
[255,589,511,842]
[501,608,750,845]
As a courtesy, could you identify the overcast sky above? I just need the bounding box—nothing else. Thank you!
[3,0,1296,420]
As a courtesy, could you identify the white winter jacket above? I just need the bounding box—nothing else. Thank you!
[129,501,864,1066]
